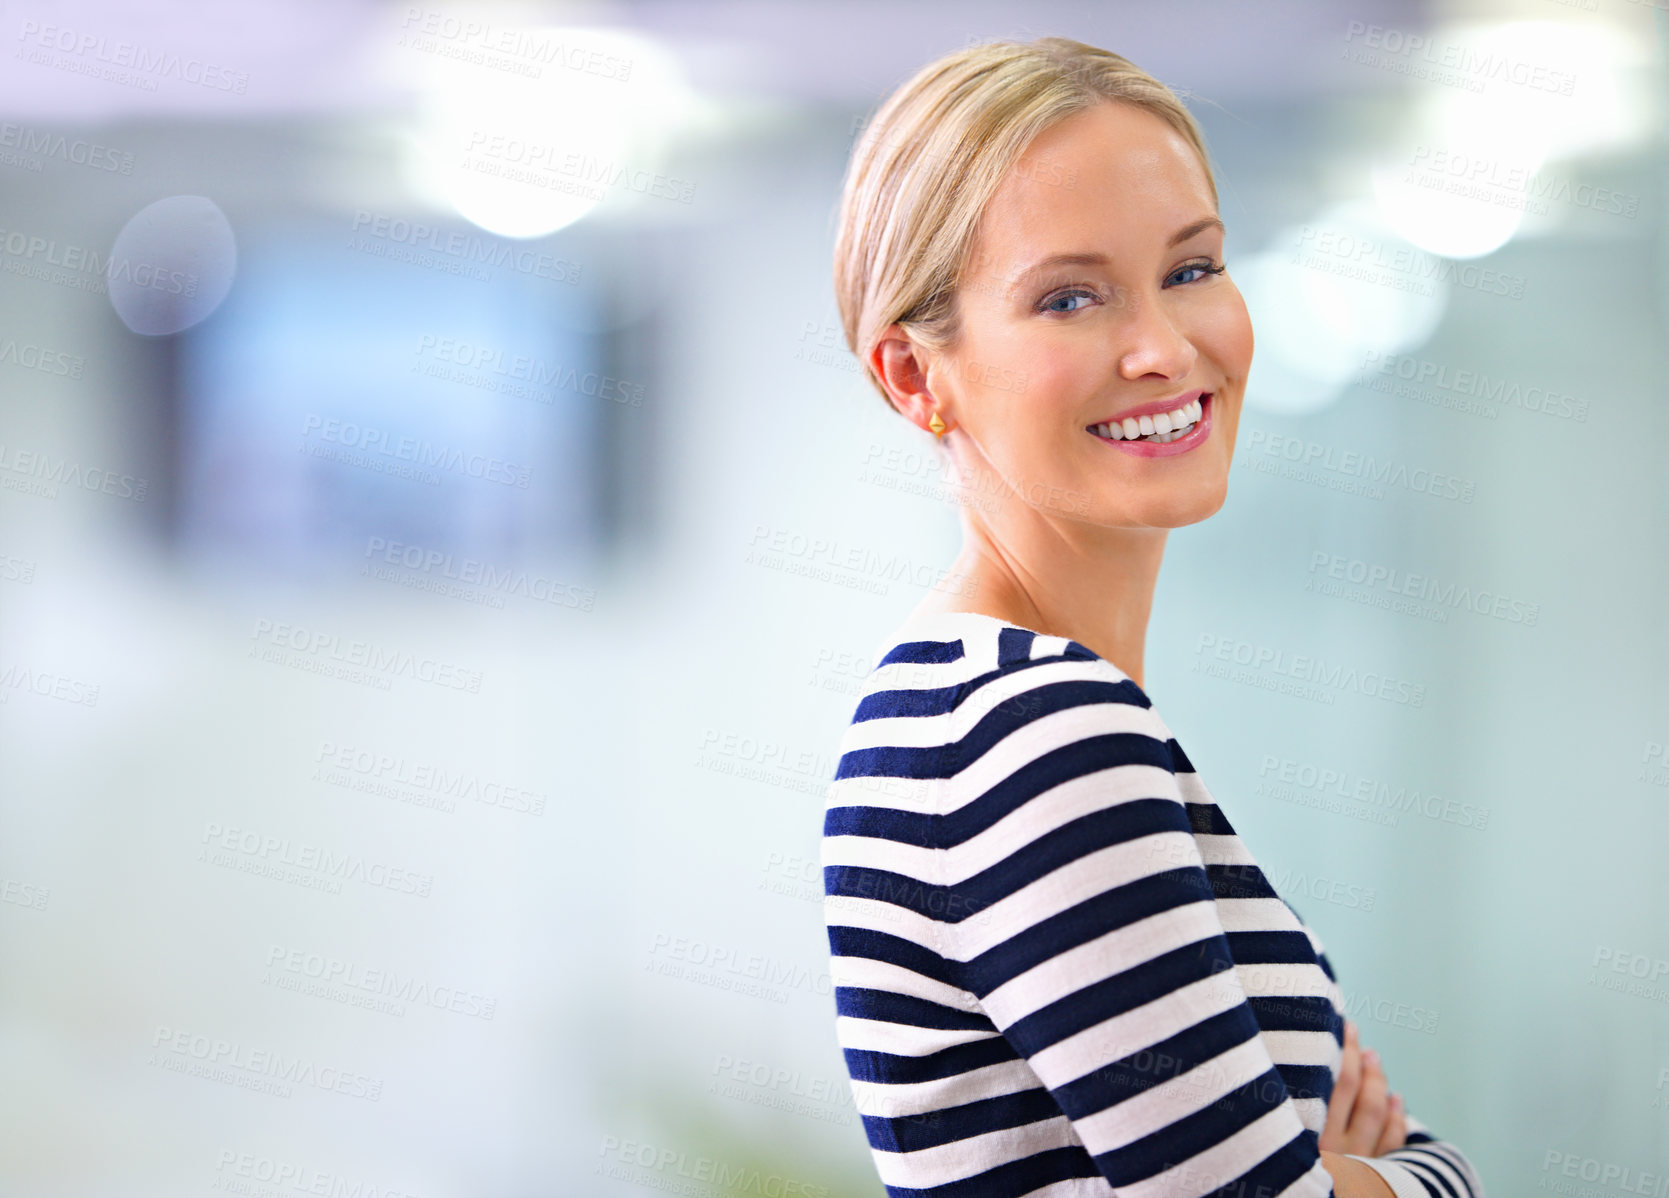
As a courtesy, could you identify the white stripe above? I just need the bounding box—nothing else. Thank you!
[872,1114,1082,1189]
[822,893,942,941]
[833,1013,997,1055]
[827,954,973,1010]
[845,1055,1047,1115]
[1074,1033,1295,1153]
[1350,1154,1441,1198]
[838,709,958,750]
[1122,1104,1327,1198]
[1256,1027,1338,1065]
[1216,896,1307,932]
[1020,971,1260,1091]
[822,832,939,878]
[824,772,937,812]
[947,696,1176,803]
[979,901,1227,1016]
[952,833,1208,954]
[944,765,1186,870]
[1195,832,1260,864]
[1389,1144,1474,1196]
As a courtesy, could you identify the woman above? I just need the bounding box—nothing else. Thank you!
[820,36,1485,1198]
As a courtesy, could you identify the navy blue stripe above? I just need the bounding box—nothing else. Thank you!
[943,731,1179,846]
[1277,1062,1335,1103]
[951,676,1153,768]
[1187,800,1237,835]
[950,799,1199,923]
[833,986,994,1031]
[844,1035,1019,1086]
[854,682,962,722]
[1394,1154,1459,1198]
[843,794,1179,924]
[1151,1130,1323,1198]
[1097,1077,1312,1188]
[1402,1144,1472,1196]
[1246,993,1338,1033]
[824,863,989,924]
[831,731,1182,848]
[1206,863,1279,901]
[1052,1003,1262,1119]
[862,1087,1062,1154]
[824,804,934,840]
[882,1147,1100,1198]
[995,627,1036,666]
[1224,929,1324,964]
[980,931,1239,1048]
[826,925,957,987]
[962,869,1218,1000]
[834,743,951,781]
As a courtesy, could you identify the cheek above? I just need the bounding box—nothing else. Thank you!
[1198,286,1254,376]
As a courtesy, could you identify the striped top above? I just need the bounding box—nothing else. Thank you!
[820,610,1484,1198]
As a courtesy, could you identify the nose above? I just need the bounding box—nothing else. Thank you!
[1116,288,1197,382]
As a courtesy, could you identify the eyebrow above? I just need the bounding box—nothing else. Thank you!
[1007,216,1226,282]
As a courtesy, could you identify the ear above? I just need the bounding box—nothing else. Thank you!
[869,325,944,434]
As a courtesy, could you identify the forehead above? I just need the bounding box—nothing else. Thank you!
[970,100,1216,279]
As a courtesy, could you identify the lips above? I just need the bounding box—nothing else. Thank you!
[1086,388,1209,435]
[1089,395,1203,443]
[1088,393,1213,457]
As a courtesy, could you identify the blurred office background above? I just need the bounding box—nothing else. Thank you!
[0,0,1664,1193]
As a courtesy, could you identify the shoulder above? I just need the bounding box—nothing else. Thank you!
[829,611,1194,793]
[946,638,1182,776]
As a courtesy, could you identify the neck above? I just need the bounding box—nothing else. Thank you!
[920,511,1168,690]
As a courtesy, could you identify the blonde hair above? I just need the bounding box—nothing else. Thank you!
[832,36,1219,410]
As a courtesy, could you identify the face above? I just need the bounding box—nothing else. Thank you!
[907,100,1252,529]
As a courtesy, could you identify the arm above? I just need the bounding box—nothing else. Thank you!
[940,658,1338,1197]
[1340,1106,1488,1197]
[1324,1152,1398,1198]
[1314,958,1488,1196]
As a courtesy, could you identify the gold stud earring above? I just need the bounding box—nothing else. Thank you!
[928,410,946,437]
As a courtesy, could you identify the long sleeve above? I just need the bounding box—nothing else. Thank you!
[822,614,1487,1198]
[1343,1107,1487,1197]
[939,657,1337,1198]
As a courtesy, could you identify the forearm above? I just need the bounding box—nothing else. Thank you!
[1320,1151,1397,1198]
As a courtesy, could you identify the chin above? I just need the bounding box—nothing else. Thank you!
[1102,480,1228,529]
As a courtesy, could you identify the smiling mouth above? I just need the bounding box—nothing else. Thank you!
[1087,394,1207,444]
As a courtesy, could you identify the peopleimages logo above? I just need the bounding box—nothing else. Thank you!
[1305,551,1540,626]
[362,536,594,610]
[1194,633,1427,708]
[212,1151,418,1198]
[349,211,582,284]
[301,416,530,488]
[0,123,135,172]
[0,226,197,295]
[15,21,252,92]
[1359,351,1589,422]
[1242,428,1476,503]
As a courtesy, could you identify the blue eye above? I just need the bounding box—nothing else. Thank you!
[1169,260,1227,287]
[1040,288,1097,314]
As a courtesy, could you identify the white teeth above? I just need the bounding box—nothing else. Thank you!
[1091,397,1206,443]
